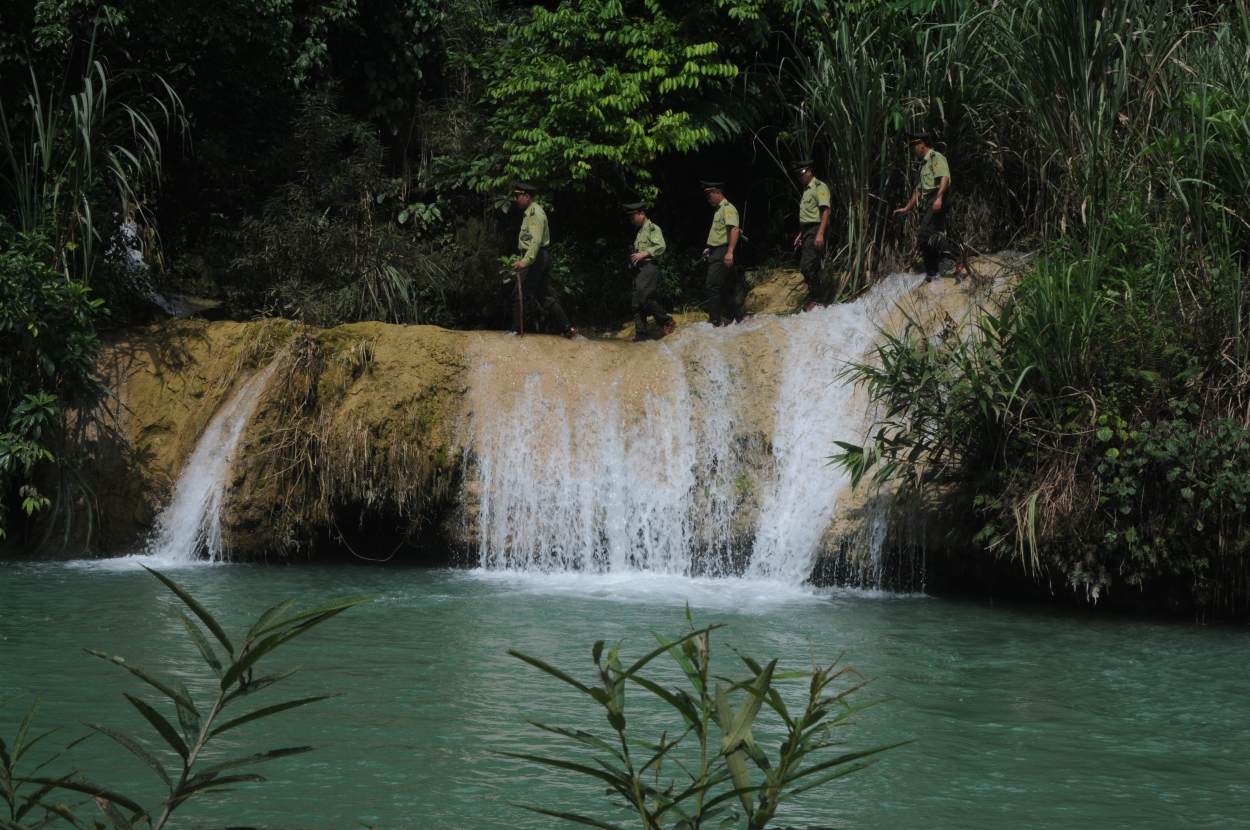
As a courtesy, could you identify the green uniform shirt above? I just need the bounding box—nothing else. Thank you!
[917,149,951,198]
[799,177,831,224]
[633,219,666,259]
[706,200,740,247]
[517,202,550,266]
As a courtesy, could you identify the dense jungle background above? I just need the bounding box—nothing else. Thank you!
[3,0,1250,615]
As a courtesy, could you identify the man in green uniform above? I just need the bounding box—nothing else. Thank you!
[623,202,676,342]
[510,182,578,338]
[893,132,965,283]
[700,181,747,326]
[789,159,832,310]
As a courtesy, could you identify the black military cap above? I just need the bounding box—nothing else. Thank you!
[789,159,815,177]
[700,181,725,192]
[622,201,647,214]
[906,131,933,145]
[512,181,538,194]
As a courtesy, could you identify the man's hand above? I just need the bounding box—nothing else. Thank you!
[815,233,825,250]
[702,247,710,256]
[893,205,910,216]
[793,232,802,246]
[933,195,944,211]
[512,259,526,271]
[630,251,648,265]
[724,251,735,267]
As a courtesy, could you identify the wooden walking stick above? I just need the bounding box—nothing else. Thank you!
[517,265,525,337]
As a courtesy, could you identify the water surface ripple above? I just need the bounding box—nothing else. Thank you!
[1,565,1246,829]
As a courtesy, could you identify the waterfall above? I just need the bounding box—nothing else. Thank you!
[144,361,278,563]
[464,272,918,585]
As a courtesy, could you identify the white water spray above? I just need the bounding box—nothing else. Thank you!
[464,272,918,585]
[144,362,278,564]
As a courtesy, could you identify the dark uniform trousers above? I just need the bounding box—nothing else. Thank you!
[917,197,961,277]
[799,223,824,303]
[512,247,570,334]
[705,245,744,326]
[632,260,672,337]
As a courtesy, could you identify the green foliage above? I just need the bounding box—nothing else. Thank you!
[0,231,105,540]
[468,0,764,199]
[508,609,904,830]
[229,90,453,327]
[0,567,377,830]
[0,16,181,291]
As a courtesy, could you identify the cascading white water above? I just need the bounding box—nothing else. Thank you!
[464,272,918,584]
[144,361,278,563]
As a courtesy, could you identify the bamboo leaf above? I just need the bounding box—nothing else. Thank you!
[12,693,42,763]
[123,694,188,759]
[28,776,143,814]
[245,598,298,641]
[193,746,314,778]
[170,605,223,678]
[494,752,628,791]
[179,773,265,797]
[782,760,877,799]
[92,795,128,830]
[631,627,719,679]
[622,672,701,734]
[516,805,627,830]
[171,680,201,739]
[144,567,234,656]
[523,720,623,760]
[12,727,61,768]
[209,697,336,738]
[506,651,594,696]
[84,650,197,715]
[80,722,170,787]
[721,660,775,753]
[245,594,380,641]
[221,666,301,707]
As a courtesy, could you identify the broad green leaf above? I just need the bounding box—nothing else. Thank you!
[144,567,234,656]
[170,605,223,677]
[84,651,197,715]
[123,694,188,759]
[209,697,336,738]
[81,722,170,787]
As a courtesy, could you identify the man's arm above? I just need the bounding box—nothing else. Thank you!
[933,176,950,211]
[893,189,920,216]
[816,205,830,249]
[724,226,740,266]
